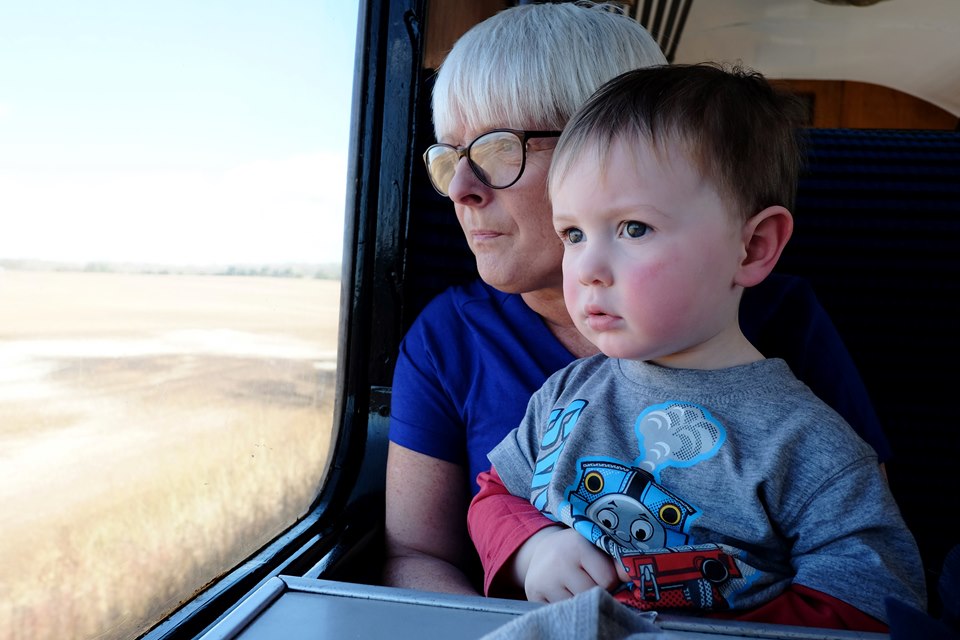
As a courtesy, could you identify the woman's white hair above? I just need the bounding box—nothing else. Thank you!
[431,1,666,140]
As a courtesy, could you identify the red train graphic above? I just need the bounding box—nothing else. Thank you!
[615,545,742,611]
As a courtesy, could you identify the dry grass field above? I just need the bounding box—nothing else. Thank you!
[0,270,341,640]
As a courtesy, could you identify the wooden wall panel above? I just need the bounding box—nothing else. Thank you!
[423,0,507,70]
[779,79,958,130]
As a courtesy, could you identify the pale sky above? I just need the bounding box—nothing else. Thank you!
[0,1,359,266]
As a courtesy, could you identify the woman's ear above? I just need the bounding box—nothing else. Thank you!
[735,205,794,288]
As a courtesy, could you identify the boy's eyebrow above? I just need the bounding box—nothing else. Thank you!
[551,212,584,231]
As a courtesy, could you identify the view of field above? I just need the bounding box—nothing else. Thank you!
[0,270,340,640]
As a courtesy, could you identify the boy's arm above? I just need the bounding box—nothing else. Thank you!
[468,467,556,596]
[711,584,887,632]
[468,467,621,600]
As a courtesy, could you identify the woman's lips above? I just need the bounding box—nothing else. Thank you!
[470,229,504,241]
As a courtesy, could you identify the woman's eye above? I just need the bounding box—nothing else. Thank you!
[623,221,649,238]
[560,228,584,244]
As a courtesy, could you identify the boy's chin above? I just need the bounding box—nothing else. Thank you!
[590,338,672,363]
[588,337,644,361]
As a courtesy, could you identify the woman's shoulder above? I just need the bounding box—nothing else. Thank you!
[416,280,515,320]
[408,280,545,343]
[537,353,612,394]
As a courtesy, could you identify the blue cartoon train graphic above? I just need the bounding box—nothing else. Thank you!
[566,459,742,611]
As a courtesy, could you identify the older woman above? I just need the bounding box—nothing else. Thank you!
[384,1,888,596]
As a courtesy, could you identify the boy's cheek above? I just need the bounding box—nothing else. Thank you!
[560,254,579,285]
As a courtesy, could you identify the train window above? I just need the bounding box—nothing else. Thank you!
[4,1,955,638]
[0,2,358,639]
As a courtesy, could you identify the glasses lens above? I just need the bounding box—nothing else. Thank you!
[470,131,524,189]
[425,145,459,195]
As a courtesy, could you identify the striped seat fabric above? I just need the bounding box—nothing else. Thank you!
[781,128,960,615]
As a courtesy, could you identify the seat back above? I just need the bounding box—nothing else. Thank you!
[781,129,960,613]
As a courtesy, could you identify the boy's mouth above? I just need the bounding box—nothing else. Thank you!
[584,305,620,332]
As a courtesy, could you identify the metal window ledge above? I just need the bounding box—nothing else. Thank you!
[198,576,888,640]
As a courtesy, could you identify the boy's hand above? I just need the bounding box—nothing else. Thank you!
[511,526,622,603]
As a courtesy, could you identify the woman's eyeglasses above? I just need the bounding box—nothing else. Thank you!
[423,129,561,197]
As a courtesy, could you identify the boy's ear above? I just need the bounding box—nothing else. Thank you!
[735,205,794,288]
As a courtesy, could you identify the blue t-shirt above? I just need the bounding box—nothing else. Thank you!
[389,274,890,495]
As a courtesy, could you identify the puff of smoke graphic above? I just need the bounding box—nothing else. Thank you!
[635,402,722,473]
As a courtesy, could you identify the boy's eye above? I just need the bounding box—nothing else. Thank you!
[562,227,584,244]
[623,221,649,238]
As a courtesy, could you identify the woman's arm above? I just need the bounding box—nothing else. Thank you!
[383,443,478,595]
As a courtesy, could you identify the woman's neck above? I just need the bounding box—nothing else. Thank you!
[521,288,600,359]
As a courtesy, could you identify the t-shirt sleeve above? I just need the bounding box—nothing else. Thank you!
[783,455,926,622]
[388,300,466,465]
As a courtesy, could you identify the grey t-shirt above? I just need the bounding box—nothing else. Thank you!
[489,356,925,621]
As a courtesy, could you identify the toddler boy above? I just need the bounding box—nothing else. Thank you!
[468,64,925,630]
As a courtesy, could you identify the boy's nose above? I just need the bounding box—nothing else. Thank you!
[576,245,613,287]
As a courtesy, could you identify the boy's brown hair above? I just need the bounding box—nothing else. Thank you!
[549,63,808,220]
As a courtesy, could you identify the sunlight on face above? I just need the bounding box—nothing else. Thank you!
[444,120,564,295]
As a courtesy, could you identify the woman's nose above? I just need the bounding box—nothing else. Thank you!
[446,156,490,206]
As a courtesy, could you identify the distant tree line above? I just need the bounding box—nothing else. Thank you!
[0,259,342,280]
[217,264,341,279]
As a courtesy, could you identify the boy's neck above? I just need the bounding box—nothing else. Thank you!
[648,326,765,371]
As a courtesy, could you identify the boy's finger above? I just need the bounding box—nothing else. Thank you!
[579,551,620,589]
[564,567,604,595]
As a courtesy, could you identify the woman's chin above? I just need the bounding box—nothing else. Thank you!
[477,265,548,295]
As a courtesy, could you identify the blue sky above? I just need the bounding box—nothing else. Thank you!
[0,1,359,265]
